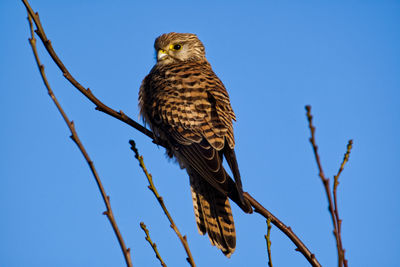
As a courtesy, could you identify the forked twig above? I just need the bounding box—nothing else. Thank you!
[140,222,167,267]
[23,1,322,265]
[265,218,273,267]
[26,14,133,267]
[305,105,350,267]
[130,140,196,267]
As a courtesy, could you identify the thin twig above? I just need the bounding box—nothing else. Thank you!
[140,222,167,267]
[333,140,353,267]
[305,105,346,267]
[27,13,133,267]
[22,2,323,265]
[129,140,196,267]
[244,193,321,267]
[264,218,273,267]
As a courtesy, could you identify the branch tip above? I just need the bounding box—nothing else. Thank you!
[140,221,167,267]
[130,142,196,266]
[244,192,321,266]
[265,218,273,267]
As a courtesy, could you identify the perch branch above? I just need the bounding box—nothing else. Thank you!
[23,1,322,266]
[244,193,321,267]
[130,141,196,267]
[27,13,133,267]
[22,0,155,143]
[140,222,167,267]
[264,218,273,267]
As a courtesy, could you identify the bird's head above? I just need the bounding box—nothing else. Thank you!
[154,32,206,64]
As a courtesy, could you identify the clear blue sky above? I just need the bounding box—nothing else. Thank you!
[1,1,399,266]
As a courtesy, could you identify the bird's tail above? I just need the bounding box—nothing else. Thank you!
[190,175,236,257]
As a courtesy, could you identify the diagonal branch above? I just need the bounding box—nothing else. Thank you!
[22,0,155,143]
[27,13,133,267]
[244,193,321,267]
[130,140,196,267]
[22,1,322,266]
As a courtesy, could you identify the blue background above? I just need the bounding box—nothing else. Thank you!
[1,1,399,266]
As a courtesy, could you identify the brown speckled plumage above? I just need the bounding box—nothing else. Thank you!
[139,32,251,257]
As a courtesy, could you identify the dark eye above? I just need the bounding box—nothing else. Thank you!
[173,44,182,50]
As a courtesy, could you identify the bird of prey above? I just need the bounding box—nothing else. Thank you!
[139,32,252,257]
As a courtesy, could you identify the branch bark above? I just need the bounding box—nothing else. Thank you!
[305,106,351,267]
[140,222,167,267]
[26,13,133,267]
[130,141,196,267]
[333,140,352,267]
[244,193,320,266]
[265,218,273,267]
[22,0,155,142]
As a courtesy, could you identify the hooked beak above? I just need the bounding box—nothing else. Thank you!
[157,49,168,61]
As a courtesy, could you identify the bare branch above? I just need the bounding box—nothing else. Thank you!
[140,222,167,267]
[264,218,273,267]
[333,140,353,267]
[244,193,321,267]
[22,0,156,143]
[305,105,347,267]
[26,13,133,267]
[130,140,196,267]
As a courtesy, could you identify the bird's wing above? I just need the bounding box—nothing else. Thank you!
[140,61,244,198]
[141,61,235,147]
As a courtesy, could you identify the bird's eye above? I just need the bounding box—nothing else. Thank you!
[171,44,182,51]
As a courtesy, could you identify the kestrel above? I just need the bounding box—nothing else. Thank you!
[139,32,252,257]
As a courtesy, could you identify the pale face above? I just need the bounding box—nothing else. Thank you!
[154,32,206,65]
[156,41,192,64]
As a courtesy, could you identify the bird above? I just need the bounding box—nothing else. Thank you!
[139,32,252,257]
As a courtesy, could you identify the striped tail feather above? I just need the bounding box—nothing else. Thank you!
[190,175,236,257]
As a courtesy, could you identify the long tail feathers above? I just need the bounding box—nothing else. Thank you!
[190,175,236,257]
